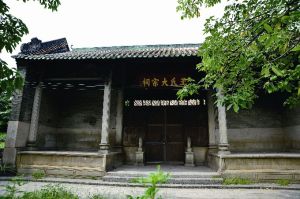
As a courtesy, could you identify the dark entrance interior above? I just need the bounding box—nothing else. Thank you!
[123,89,208,164]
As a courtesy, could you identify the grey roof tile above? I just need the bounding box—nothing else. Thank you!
[14,44,199,61]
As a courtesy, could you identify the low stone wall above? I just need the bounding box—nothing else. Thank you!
[193,147,207,165]
[123,146,138,164]
[16,151,123,178]
[208,153,300,182]
[105,152,124,171]
[285,125,300,151]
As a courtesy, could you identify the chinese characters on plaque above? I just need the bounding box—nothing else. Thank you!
[141,76,189,88]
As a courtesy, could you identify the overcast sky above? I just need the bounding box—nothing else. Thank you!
[1,0,227,68]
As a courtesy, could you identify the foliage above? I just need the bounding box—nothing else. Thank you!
[0,0,61,95]
[223,177,253,185]
[0,180,111,199]
[1,183,79,199]
[0,132,6,141]
[177,0,300,112]
[0,163,15,174]
[0,61,23,96]
[276,179,290,186]
[127,166,170,199]
[177,0,221,19]
[0,132,6,149]
[0,92,11,131]
[20,185,79,199]
[31,170,45,180]
[1,176,25,199]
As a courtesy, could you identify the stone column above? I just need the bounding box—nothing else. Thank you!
[99,73,112,154]
[3,67,28,166]
[27,82,42,149]
[217,90,230,155]
[207,91,217,153]
[115,89,124,147]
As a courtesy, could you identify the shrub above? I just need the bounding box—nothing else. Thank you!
[1,175,25,199]
[21,185,79,199]
[32,170,45,180]
[276,179,290,186]
[127,165,170,199]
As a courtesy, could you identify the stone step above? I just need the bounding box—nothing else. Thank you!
[102,175,223,184]
[105,171,220,178]
[105,173,220,179]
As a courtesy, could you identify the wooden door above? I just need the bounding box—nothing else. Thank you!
[165,107,184,163]
[145,107,185,164]
[145,108,165,163]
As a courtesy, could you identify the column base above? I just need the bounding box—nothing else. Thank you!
[208,144,218,154]
[135,151,144,166]
[218,143,230,155]
[185,151,195,167]
[99,144,110,154]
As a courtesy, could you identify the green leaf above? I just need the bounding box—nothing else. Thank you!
[271,66,284,77]
[261,67,270,77]
[233,103,239,112]
[281,16,290,23]
[291,44,300,52]
[263,23,273,33]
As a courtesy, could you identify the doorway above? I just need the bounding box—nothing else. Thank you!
[123,90,209,165]
[145,107,185,164]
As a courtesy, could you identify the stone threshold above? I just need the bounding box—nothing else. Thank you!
[0,177,300,190]
[211,152,300,159]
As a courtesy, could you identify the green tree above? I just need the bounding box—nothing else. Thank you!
[0,0,61,95]
[177,0,300,112]
[0,92,11,131]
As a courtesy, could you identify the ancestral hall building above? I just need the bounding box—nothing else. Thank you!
[3,38,300,181]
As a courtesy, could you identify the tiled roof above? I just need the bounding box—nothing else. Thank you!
[14,44,199,61]
[20,38,69,55]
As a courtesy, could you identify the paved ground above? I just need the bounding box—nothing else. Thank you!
[0,181,300,199]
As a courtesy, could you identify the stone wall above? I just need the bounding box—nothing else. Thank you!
[37,90,103,151]
[226,97,287,152]
[283,106,300,151]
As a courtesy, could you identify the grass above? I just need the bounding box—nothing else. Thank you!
[21,185,79,199]
[1,183,108,199]
[32,170,46,180]
[223,177,253,185]
[276,179,290,186]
